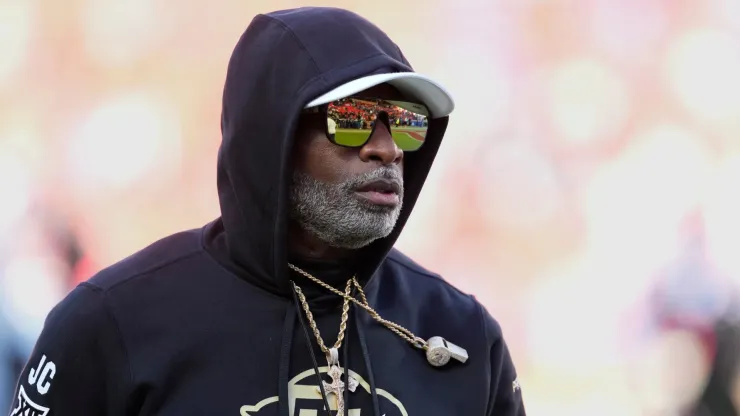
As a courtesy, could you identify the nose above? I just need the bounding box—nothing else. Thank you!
[358,117,403,166]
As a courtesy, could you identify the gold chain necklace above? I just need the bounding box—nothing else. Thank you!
[292,279,352,355]
[288,263,469,369]
[292,279,359,416]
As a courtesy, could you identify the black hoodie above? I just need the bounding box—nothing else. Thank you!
[7,7,524,416]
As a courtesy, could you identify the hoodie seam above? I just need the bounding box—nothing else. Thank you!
[480,297,502,415]
[476,294,492,347]
[79,282,135,403]
[93,249,203,293]
[258,14,322,75]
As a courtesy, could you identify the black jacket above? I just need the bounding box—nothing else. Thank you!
[7,7,525,416]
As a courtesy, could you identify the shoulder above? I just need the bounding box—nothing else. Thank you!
[380,248,499,337]
[382,248,479,306]
[29,228,208,368]
[8,283,133,414]
[41,283,111,341]
[86,228,205,292]
[33,226,206,349]
[17,283,122,383]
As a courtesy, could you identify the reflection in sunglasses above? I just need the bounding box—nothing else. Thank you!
[326,97,429,151]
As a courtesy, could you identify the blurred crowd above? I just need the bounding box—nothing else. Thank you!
[3,0,740,414]
[328,98,427,129]
[0,208,92,411]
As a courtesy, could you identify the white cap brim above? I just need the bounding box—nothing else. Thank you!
[305,72,455,118]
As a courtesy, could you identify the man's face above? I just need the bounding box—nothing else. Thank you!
[289,84,408,250]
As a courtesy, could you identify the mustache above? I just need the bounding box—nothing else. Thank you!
[346,166,404,191]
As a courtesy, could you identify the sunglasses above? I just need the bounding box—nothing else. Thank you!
[305,97,430,152]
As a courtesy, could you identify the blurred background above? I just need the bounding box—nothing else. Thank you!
[2,0,740,414]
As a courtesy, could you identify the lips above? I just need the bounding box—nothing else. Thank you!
[354,179,402,206]
[355,179,401,195]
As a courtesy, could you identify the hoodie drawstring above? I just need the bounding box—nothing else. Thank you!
[291,286,332,416]
[355,307,381,416]
[278,301,296,416]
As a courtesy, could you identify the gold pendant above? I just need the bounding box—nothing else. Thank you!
[318,348,358,416]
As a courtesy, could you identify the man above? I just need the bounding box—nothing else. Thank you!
[327,116,337,142]
[7,7,524,416]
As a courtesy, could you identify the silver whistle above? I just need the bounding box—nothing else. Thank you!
[426,336,469,367]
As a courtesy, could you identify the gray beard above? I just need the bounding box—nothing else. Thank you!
[289,166,404,249]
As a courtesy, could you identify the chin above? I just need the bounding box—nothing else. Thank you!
[327,227,396,250]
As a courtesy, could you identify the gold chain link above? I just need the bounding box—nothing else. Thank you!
[292,279,352,354]
[289,263,428,351]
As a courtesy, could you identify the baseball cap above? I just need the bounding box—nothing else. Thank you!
[305,72,455,119]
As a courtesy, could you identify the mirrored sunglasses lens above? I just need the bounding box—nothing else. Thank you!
[326,98,429,151]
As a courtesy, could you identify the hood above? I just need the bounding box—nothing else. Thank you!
[215,7,450,295]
